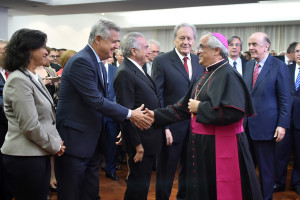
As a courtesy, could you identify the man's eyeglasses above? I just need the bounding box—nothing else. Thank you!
[228,43,241,47]
[197,44,209,51]
[49,55,60,59]
[151,51,160,54]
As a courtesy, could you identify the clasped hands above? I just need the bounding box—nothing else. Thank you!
[130,99,201,130]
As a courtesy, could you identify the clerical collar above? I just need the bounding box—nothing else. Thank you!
[205,59,227,71]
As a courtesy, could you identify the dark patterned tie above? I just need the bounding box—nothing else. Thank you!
[295,67,300,91]
[252,64,260,89]
[233,61,237,69]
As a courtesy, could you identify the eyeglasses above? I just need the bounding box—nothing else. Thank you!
[197,44,210,51]
[151,51,160,54]
[49,55,60,59]
[228,43,241,47]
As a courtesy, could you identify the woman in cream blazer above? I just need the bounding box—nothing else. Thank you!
[1,28,65,200]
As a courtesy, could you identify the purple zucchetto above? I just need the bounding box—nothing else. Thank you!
[212,33,228,49]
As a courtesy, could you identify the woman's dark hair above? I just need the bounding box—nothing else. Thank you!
[3,28,47,72]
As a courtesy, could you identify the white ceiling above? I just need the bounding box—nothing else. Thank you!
[1,0,259,16]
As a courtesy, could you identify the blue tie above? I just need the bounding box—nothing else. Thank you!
[233,61,237,69]
[295,67,300,91]
[99,62,107,90]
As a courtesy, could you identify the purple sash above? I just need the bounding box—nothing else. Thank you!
[191,116,244,200]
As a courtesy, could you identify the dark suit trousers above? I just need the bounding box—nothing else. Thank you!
[253,140,275,200]
[104,120,120,175]
[156,135,188,200]
[2,155,50,200]
[55,152,101,200]
[275,126,300,186]
[124,153,156,200]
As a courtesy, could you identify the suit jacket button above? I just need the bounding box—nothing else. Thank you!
[52,121,55,125]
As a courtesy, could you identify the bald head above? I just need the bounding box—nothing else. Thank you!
[248,32,271,62]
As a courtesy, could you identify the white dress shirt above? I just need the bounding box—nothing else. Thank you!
[175,48,192,80]
[228,57,243,76]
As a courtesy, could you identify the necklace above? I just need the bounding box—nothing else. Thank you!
[191,61,228,118]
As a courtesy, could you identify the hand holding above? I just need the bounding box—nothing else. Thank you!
[115,131,123,145]
[165,129,173,146]
[56,141,66,157]
[130,104,153,130]
[188,99,201,114]
[134,144,144,163]
[274,126,285,142]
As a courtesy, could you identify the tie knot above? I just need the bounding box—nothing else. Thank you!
[233,61,237,64]
[183,57,188,62]
[256,64,261,68]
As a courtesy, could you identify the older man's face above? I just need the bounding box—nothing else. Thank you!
[97,29,119,61]
[148,43,160,62]
[228,38,242,59]
[116,50,124,64]
[295,43,300,66]
[248,33,269,62]
[174,26,195,56]
[134,37,150,66]
[197,35,216,67]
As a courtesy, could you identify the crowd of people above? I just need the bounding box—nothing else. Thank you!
[0,18,299,200]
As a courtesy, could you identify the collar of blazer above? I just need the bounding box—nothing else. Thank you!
[123,58,156,92]
[250,55,273,93]
[84,45,107,94]
[170,49,199,82]
[18,69,55,109]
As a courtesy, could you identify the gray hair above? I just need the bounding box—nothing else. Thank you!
[203,33,229,59]
[121,32,144,57]
[173,23,197,41]
[88,18,120,45]
[227,36,243,51]
[148,39,160,48]
[0,39,8,45]
[116,49,122,55]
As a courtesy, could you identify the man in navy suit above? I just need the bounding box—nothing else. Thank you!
[152,23,204,200]
[274,42,300,194]
[55,19,152,200]
[227,36,248,76]
[102,58,120,180]
[113,32,163,200]
[243,32,291,200]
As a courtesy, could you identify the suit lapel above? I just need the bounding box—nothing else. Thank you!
[252,55,273,92]
[191,55,200,83]
[170,50,190,82]
[84,45,107,95]
[244,60,255,91]
[125,58,156,91]
[289,63,296,92]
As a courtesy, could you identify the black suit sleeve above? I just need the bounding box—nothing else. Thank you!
[113,69,141,147]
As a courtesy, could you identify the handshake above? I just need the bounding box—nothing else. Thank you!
[129,104,155,130]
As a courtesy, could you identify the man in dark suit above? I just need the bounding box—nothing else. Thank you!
[275,42,297,65]
[102,59,120,180]
[0,39,13,200]
[142,39,160,76]
[55,19,152,200]
[243,32,291,200]
[227,36,248,76]
[274,42,300,194]
[152,23,204,200]
[113,32,163,200]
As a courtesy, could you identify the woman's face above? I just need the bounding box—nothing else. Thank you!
[30,45,48,67]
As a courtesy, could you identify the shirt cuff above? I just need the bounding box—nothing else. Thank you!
[126,109,132,119]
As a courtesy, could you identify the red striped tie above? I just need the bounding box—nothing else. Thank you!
[183,57,189,76]
[252,64,260,89]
